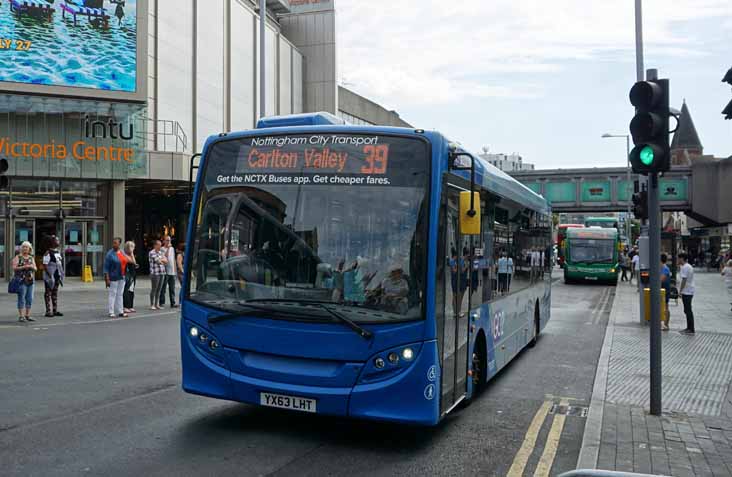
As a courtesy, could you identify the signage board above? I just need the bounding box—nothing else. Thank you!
[581,181,611,202]
[205,133,428,190]
[0,0,146,102]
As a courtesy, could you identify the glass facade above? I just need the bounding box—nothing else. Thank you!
[1,179,109,278]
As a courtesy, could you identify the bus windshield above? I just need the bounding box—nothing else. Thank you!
[569,239,615,264]
[188,133,430,323]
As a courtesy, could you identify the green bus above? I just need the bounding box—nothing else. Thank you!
[584,217,619,230]
[563,227,619,284]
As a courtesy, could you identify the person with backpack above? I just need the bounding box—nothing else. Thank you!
[42,236,64,318]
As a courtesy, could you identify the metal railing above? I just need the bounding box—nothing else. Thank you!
[133,117,188,153]
[559,470,668,477]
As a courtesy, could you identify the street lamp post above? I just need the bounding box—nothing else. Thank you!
[602,133,633,244]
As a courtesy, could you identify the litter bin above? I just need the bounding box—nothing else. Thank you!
[643,288,667,324]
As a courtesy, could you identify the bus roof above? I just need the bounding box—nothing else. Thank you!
[205,112,550,215]
[446,143,550,215]
[558,224,585,229]
[567,227,618,239]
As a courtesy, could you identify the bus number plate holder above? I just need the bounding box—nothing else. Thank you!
[260,392,317,413]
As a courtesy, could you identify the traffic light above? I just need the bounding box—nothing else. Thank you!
[628,79,670,174]
[0,158,8,190]
[632,190,648,220]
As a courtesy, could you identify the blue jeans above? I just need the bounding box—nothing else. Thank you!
[17,282,34,310]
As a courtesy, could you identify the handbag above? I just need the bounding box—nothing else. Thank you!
[8,276,22,294]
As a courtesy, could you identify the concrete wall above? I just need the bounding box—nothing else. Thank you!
[690,156,732,224]
[337,87,412,127]
[279,5,337,114]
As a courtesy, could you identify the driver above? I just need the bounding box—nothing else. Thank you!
[380,262,409,314]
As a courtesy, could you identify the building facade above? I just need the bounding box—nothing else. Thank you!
[478,151,534,173]
[0,0,410,278]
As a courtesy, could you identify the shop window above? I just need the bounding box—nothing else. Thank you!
[62,181,109,218]
[11,179,60,217]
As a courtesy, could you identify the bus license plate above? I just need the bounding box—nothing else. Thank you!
[260,392,316,413]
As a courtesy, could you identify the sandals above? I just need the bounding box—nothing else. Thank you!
[18,317,25,323]
[118,313,129,318]
[25,316,35,322]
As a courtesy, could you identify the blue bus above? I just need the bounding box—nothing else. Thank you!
[181,113,552,425]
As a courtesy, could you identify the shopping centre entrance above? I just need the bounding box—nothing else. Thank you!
[1,218,107,280]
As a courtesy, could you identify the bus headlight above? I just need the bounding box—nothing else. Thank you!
[359,343,423,384]
[610,268,616,273]
[185,320,225,367]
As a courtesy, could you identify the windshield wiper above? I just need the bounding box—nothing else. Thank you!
[244,299,373,340]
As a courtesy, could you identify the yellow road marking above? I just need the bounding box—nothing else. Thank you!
[533,399,569,477]
[506,400,552,477]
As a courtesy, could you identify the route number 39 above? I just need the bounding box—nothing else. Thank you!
[361,145,389,174]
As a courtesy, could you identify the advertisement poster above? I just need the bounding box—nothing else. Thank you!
[0,0,137,92]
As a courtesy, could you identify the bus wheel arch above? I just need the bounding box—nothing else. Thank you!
[528,299,541,347]
[471,330,488,396]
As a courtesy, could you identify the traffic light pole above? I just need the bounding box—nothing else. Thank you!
[648,172,662,415]
[645,67,662,416]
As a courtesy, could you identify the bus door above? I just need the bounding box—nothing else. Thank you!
[440,191,471,413]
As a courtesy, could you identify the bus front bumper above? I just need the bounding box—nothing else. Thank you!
[182,333,441,426]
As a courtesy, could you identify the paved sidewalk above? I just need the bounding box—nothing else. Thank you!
[0,277,180,327]
[579,272,732,476]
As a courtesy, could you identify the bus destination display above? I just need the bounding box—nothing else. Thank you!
[207,134,427,188]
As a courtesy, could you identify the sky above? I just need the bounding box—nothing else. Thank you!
[336,0,732,169]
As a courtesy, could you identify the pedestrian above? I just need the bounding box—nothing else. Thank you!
[123,241,138,314]
[677,253,695,334]
[42,235,64,317]
[110,0,126,26]
[176,242,185,285]
[497,251,511,295]
[619,250,628,282]
[103,237,128,318]
[158,236,178,308]
[148,240,166,310]
[631,251,640,286]
[12,241,37,322]
[660,254,671,331]
[721,259,732,313]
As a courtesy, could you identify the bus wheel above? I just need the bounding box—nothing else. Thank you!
[528,301,540,348]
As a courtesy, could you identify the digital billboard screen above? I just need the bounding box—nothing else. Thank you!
[0,0,138,94]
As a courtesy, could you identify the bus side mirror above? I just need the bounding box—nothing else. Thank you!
[460,191,481,235]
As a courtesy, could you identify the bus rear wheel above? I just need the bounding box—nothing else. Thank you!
[528,302,540,347]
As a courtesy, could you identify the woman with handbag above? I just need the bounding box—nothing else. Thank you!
[123,240,138,314]
[12,241,37,322]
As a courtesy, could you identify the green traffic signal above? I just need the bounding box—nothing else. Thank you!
[639,146,655,166]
